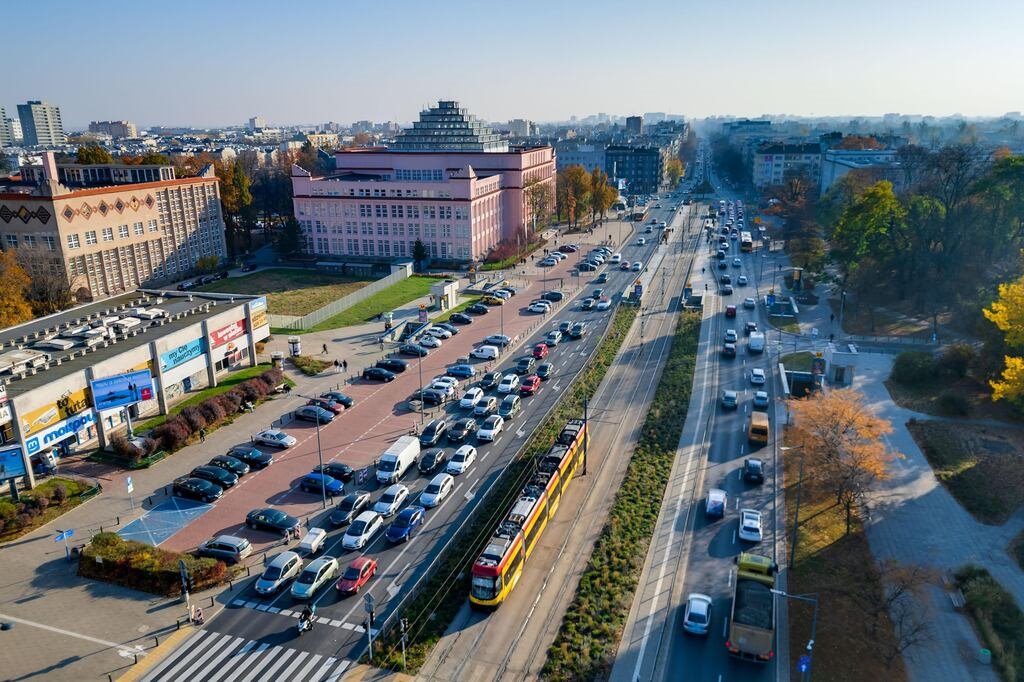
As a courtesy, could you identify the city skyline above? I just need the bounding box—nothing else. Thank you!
[6,0,1023,128]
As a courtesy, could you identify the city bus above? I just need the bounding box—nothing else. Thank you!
[740,231,754,252]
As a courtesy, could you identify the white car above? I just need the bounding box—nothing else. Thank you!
[596,297,612,311]
[637,237,646,245]
[682,593,713,636]
[610,253,623,264]
[460,387,484,409]
[497,374,520,394]
[373,484,409,517]
[477,415,504,442]
[420,473,454,508]
[342,511,384,550]
[744,297,756,309]
[428,381,456,397]
[737,275,748,286]
[425,326,452,339]
[446,445,478,475]
[474,396,499,417]
[432,375,460,390]
[750,368,766,385]
[490,289,512,299]
[254,429,297,449]
[418,335,442,349]
[529,302,552,314]
[738,509,763,543]
[632,261,643,272]
[290,556,339,599]
[470,345,500,360]
[551,251,566,261]
[255,551,303,595]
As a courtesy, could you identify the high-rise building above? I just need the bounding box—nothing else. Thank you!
[625,116,643,136]
[0,152,226,299]
[391,101,508,152]
[8,117,23,145]
[17,101,66,146]
[88,120,138,139]
[0,108,10,147]
[248,116,266,131]
[606,145,663,195]
[507,119,536,138]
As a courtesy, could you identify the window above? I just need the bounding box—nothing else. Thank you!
[85,230,97,245]
[119,225,129,239]
[134,222,144,236]
[24,235,36,247]
[43,235,55,251]
[102,227,114,241]
[67,234,80,249]
[4,235,17,248]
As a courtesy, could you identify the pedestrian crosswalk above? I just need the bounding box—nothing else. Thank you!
[141,629,354,682]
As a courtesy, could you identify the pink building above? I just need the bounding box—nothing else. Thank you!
[291,101,555,262]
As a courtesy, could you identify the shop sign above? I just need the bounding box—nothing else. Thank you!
[160,338,205,372]
[25,409,96,455]
[210,320,245,348]
[20,387,91,437]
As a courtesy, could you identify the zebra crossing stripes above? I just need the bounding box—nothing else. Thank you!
[141,629,353,682]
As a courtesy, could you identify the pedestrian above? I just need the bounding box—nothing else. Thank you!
[830,313,835,323]
[829,333,834,342]
[322,343,328,355]
[342,359,348,372]
[192,606,205,625]
[334,359,341,374]
[379,339,384,351]
[199,428,206,443]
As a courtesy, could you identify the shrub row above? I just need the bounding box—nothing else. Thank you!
[541,312,701,681]
[479,238,545,270]
[0,478,86,537]
[78,531,227,596]
[290,355,332,376]
[891,344,975,386]
[956,564,1024,681]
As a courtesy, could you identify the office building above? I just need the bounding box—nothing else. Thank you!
[606,145,663,195]
[248,116,266,131]
[8,117,23,145]
[0,108,10,147]
[0,152,226,300]
[507,119,536,138]
[625,116,643,136]
[752,142,823,188]
[17,101,66,146]
[819,148,901,196]
[88,120,138,139]
[555,140,606,173]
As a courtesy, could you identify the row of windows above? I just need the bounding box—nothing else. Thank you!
[307,236,472,260]
[4,234,57,250]
[308,186,453,199]
[394,169,445,182]
[67,219,160,250]
[305,202,467,220]
[302,220,473,240]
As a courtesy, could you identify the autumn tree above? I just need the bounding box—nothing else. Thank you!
[76,144,113,164]
[588,168,617,228]
[216,161,254,256]
[0,250,35,326]
[788,388,894,534]
[16,246,76,315]
[556,165,591,230]
[984,273,1024,403]
[120,152,171,165]
[523,177,553,241]
[665,158,684,188]
[196,255,220,273]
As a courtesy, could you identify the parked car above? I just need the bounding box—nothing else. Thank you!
[226,444,273,469]
[541,291,564,302]
[373,484,410,517]
[529,302,552,313]
[300,472,343,497]
[376,358,408,373]
[328,492,371,526]
[424,326,452,339]
[470,345,500,361]
[207,454,250,477]
[172,476,223,503]
[420,473,454,507]
[418,448,448,475]
[362,367,396,382]
[447,364,476,379]
[399,343,429,357]
[254,429,297,449]
[336,556,377,595]
[417,335,442,349]
[320,391,355,408]
[385,505,425,542]
[482,295,505,305]
[313,462,354,482]
[483,334,512,347]
[246,508,300,533]
[450,312,473,324]
[447,445,478,475]
[195,535,252,564]
[519,375,541,395]
[342,511,384,550]
[191,465,238,489]
[466,303,489,315]
[294,405,335,424]
[477,415,504,442]
[255,551,303,595]
[291,556,340,599]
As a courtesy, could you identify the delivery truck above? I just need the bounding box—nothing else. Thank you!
[375,435,420,485]
[726,552,777,662]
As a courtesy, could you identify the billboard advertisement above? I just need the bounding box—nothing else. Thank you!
[160,338,205,372]
[90,369,155,412]
[25,410,96,455]
[21,386,91,437]
[249,297,268,330]
[0,443,26,478]
[210,320,246,348]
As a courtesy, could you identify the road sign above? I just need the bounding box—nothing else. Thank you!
[126,476,134,494]
[54,528,74,542]
[766,294,776,306]
[798,654,811,673]
[364,592,375,614]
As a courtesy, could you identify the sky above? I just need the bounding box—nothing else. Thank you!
[5,0,1024,129]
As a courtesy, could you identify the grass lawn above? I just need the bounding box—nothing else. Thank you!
[137,363,290,432]
[828,298,933,338]
[0,477,93,542]
[781,351,814,372]
[885,376,1024,423]
[907,419,1024,524]
[956,565,1024,681]
[197,268,373,316]
[784,445,908,682]
[431,295,482,323]
[769,315,800,333]
[307,276,444,331]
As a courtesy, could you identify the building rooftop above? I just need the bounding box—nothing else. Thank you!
[391,101,508,153]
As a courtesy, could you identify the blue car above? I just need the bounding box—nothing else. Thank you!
[385,506,425,543]
[446,364,476,379]
[299,472,343,497]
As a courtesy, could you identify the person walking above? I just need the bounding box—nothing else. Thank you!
[199,428,206,443]
[322,343,328,355]
[342,359,348,372]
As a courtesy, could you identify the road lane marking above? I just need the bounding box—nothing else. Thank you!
[0,611,146,658]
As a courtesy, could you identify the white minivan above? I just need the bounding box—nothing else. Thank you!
[610,253,623,264]
[470,345,500,360]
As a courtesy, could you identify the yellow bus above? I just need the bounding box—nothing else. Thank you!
[748,411,769,446]
[740,231,754,252]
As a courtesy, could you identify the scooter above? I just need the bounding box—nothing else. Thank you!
[297,605,316,636]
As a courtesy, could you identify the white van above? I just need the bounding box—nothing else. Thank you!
[376,435,421,485]
[470,345,500,360]
[610,253,622,264]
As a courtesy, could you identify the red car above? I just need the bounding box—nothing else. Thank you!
[725,305,737,318]
[336,556,377,595]
[532,343,549,359]
[307,398,344,414]
[520,375,542,395]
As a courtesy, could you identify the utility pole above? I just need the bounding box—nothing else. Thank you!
[364,593,376,664]
[400,618,408,670]
[783,446,806,568]
[296,393,328,508]
[582,398,588,476]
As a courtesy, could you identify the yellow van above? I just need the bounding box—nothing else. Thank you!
[748,412,769,446]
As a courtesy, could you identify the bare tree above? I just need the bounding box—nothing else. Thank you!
[16,246,77,315]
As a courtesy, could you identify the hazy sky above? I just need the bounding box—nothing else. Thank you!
[6,0,1023,128]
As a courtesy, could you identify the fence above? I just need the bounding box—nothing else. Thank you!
[267,266,412,331]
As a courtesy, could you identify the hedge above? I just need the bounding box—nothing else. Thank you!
[0,477,91,540]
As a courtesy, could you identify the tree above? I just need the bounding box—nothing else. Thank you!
[787,388,894,534]
[76,145,113,164]
[215,161,253,257]
[0,250,35,326]
[277,216,304,256]
[830,181,906,288]
[412,239,429,268]
[523,177,553,242]
[588,168,616,228]
[15,246,76,315]
[556,165,591,230]
[665,158,684,188]
[121,152,171,165]
[196,255,220,273]
[984,274,1024,403]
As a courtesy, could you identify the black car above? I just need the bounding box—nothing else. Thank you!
[313,462,354,482]
[418,448,448,475]
[479,371,502,391]
[448,418,478,443]
[294,405,335,423]
[718,260,728,270]
[363,367,396,382]
[328,492,371,526]
[719,274,732,285]
[227,445,274,469]
[536,363,554,380]
[173,476,223,503]
[434,322,460,335]
[240,262,258,272]
[466,303,489,315]
[450,312,473,324]
[743,458,765,484]
[541,291,564,303]
[191,465,238,488]
[376,358,408,373]
[420,388,448,406]
[399,344,429,357]
[320,391,355,408]
[516,356,536,374]
[208,455,250,477]
[246,508,300,533]
[420,418,449,446]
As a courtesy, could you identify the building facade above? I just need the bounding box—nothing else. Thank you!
[17,101,65,146]
[819,148,901,196]
[0,153,226,299]
[88,120,138,139]
[506,119,537,138]
[605,145,663,195]
[752,142,823,188]
[290,101,555,262]
[0,107,10,147]
[555,140,606,173]
[625,116,643,135]
[248,116,266,131]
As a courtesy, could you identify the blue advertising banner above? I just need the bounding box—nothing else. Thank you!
[160,338,205,372]
[90,369,155,412]
[0,443,26,478]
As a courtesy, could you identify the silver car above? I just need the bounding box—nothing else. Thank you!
[255,551,303,595]
[289,556,339,600]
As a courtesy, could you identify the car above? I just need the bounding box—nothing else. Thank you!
[568,321,588,339]
[336,556,378,596]
[718,260,728,270]
[419,388,448,406]
[432,375,459,391]
[682,593,714,636]
[484,334,512,347]
[300,472,343,497]
[320,391,355,408]
[498,374,520,393]
[227,444,274,469]
[399,343,429,357]
[529,302,552,314]
[744,321,758,335]
[474,395,499,417]
[240,262,258,272]
[195,535,252,565]
[722,284,734,295]
[447,364,477,379]
[637,237,647,245]
[414,448,445,475]
[595,272,609,283]
[477,415,504,441]
[722,342,737,358]
[752,391,770,410]
[644,227,653,235]
[532,343,549,360]
[470,345,500,360]
[489,289,512,299]
[541,291,564,303]
[591,288,605,299]
[596,297,612,311]
[483,295,506,305]
[435,322,461,335]
[450,312,473,325]
[291,556,340,599]
[342,511,385,550]
[743,297,756,309]
[172,476,223,503]
[328,492,372,526]
[558,320,574,333]
[724,329,738,343]
[732,257,742,267]
[448,417,478,443]
[545,330,563,346]
[750,368,766,385]
[479,371,502,391]
[737,275,748,286]
[447,445,478,475]
[610,253,623,264]
[721,390,739,409]
[373,484,410,517]
[176,280,196,291]
[255,551,303,595]
[419,418,450,446]
[246,508,300,534]
[419,473,454,509]
[719,274,732,285]
[417,335,442,349]
[519,375,541,395]
[716,249,727,260]
[200,448,251,477]
[385,505,425,543]
[536,363,554,380]
[191,465,238,489]
[460,386,484,409]
[254,429,297,449]
[738,509,763,542]
[706,488,728,519]
[424,326,452,339]
[725,305,736,318]
[313,462,354,482]
[467,303,489,315]
[539,258,557,267]
[559,245,576,253]
[362,367,396,382]
[743,458,766,484]
[581,298,596,311]
[294,405,335,424]
[632,261,643,272]
[577,262,598,272]
[375,358,408,373]
[515,356,535,375]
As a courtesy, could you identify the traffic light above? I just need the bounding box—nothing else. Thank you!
[186,574,196,593]
[369,610,375,627]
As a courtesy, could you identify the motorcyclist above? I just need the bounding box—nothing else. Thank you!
[300,605,314,628]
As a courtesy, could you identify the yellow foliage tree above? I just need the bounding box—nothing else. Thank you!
[665,158,684,187]
[0,250,34,327]
[984,274,1024,401]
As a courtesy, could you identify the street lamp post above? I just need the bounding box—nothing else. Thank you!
[839,290,846,339]
[296,393,328,509]
[770,589,819,682]
[782,445,806,568]
[418,355,425,425]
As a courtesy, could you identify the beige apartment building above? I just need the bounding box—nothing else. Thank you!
[0,153,226,299]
